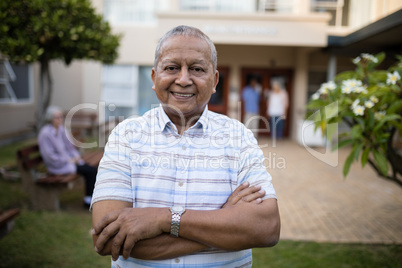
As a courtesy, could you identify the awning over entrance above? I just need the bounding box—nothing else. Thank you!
[327,9,402,55]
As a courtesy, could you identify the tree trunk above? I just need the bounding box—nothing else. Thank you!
[36,60,53,131]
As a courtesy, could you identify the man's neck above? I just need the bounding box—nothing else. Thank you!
[169,114,201,135]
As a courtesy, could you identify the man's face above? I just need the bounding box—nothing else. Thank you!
[151,35,219,121]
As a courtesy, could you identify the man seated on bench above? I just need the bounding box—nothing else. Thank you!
[38,106,97,208]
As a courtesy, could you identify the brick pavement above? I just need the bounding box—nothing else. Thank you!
[258,138,402,244]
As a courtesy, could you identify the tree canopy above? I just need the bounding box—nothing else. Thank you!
[0,0,121,129]
[0,0,120,65]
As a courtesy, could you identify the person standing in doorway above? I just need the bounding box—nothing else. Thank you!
[242,77,261,137]
[267,80,289,140]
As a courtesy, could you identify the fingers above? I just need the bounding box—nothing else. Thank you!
[223,182,266,208]
[122,236,136,260]
[227,181,249,203]
[93,211,118,236]
[95,223,119,253]
[241,188,265,203]
[111,232,126,261]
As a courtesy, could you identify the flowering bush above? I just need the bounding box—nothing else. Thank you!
[306,53,402,186]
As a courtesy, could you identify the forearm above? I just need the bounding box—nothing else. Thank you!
[130,234,209,260]
[177,199,280,251]
[93,200,209,260]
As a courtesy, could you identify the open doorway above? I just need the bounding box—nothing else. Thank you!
[241,68,293,137]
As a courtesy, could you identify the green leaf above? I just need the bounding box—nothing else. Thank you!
[373,114,402,132]
[353,143,363,161]
[333,138,354,151]
[350,124,363,139]
[343,151,355,177]
[361,147,370,167]
[387,99,402,114]
[373,149,389,176]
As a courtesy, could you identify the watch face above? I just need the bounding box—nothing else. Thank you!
[171,206,184,213]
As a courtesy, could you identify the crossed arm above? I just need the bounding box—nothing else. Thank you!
[92,182,280,261]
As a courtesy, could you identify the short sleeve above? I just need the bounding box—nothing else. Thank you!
[91,122,134,206]
[238,127,277,200]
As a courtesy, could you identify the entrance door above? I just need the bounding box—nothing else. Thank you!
[241,68,293,137]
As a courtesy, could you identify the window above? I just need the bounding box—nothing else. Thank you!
[180,0,255,12]
[311,0,347,27]
[102,65,138,119]
[258,0,295,13]
[0,59,33,103]
[103,0,168,25]
[102,65,158,120]
[138,66,159,115]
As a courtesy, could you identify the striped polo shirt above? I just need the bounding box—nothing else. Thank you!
[92,105,276,268]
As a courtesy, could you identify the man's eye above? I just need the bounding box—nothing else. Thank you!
[166,66,176,71]
[191,67,203,72]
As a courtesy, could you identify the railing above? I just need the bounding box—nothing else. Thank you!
[180,0,256,13]
[311,0,345,27]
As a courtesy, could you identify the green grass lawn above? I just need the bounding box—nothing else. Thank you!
[0,140,401,267]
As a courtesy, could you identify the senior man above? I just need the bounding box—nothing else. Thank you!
[91,25,280,267]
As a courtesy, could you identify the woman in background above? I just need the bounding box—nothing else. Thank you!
[38,106,96,208]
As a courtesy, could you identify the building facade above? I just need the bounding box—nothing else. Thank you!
[1,0,401,142]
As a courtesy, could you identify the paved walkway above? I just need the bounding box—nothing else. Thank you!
[258,138,402,244]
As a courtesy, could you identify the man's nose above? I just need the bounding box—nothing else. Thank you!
[175,68,193,86]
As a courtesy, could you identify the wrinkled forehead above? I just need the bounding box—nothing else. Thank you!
[157,36,213,66]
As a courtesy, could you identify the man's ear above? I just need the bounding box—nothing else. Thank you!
[151,68,156,92]
[212,70,219,94]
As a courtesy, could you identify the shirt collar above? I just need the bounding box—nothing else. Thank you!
[158,105,209,134]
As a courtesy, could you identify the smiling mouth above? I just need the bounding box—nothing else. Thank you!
[171,92,195,98]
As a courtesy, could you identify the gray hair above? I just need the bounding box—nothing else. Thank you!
[154,25,217,71]
[45,106,62,123]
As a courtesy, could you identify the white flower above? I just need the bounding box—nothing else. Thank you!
[361,53,378,63]
[353,56,361,64]
[365,100,374,108]
[353,105,365,116]
[370,96,379,103]
[353,85,366,93]
[374,111,386,120]
[342,85,352,94]
[326,81,337,91]
[386,71,401,85]
[370,96,378,103]
[311,92,320,100]
[352,99,360,108]
[319,86,328,95]
[343,79,362,88]
[318,81,337,95]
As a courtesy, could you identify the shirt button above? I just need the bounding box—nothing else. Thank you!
[178,182,184,187]
[175,258,180,263]
[182,145,186,150]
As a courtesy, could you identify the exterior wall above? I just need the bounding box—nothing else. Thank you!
[51,61,83,111]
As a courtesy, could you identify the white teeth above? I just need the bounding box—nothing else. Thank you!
[173,92,193,97]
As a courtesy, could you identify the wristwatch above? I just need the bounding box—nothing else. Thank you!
[169,206,186,237]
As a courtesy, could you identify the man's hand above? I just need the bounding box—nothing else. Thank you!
[93,207,170,261]
[222,181,265,208]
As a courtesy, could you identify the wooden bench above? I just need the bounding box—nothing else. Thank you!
[16,144,103,211]
[0,208,20,239]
